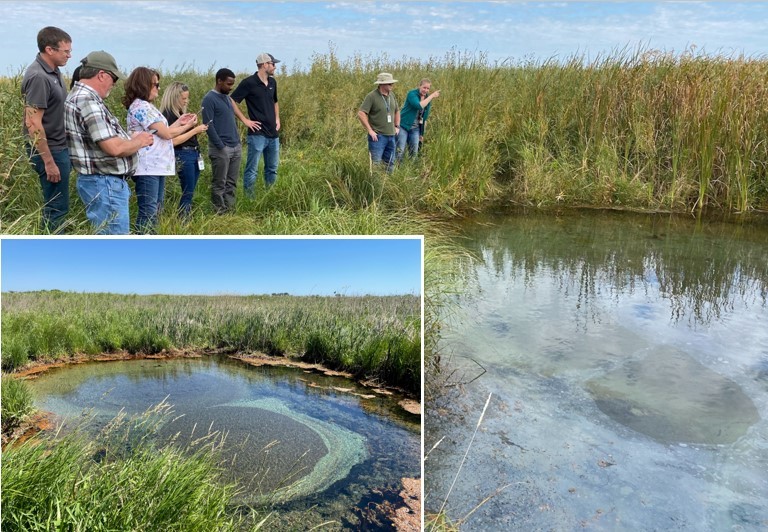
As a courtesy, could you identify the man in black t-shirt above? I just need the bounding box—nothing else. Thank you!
[231,52,281,197]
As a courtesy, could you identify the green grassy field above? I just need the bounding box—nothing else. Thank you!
[3,48,768,237]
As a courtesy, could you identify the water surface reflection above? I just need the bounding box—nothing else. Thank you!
[427,210,768,530]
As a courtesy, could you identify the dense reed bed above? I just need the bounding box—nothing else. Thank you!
[1,291,421,393]
[3,48,768,236]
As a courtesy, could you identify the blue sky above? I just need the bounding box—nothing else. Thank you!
[3,2,768,76]
[0,238,422,296]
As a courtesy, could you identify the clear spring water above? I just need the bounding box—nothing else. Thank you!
[27,356,420,528]
[426,210,768,531]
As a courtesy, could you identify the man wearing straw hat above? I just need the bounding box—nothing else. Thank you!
[357,72,400,172]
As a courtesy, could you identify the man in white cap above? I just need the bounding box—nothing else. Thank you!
[357,72,400,172]
[231,52,280,197]
[22,26,73,233]
[65,51,154,234]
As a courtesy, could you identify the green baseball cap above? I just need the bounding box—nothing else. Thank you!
[80,50,125,80]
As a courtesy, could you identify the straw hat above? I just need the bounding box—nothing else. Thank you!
[374,72,398,85]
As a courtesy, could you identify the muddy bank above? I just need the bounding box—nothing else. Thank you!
[355,477,421,531]
[11,348,421,405]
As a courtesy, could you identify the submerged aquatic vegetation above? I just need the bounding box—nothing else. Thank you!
[222,397,368,503]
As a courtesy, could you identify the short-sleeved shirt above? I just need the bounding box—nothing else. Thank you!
[21,54,68,150]
[127,99,175,176]
[201,90,240,149]
[359,89,399,136]
[65,82,137,176]
[231,74,279,138]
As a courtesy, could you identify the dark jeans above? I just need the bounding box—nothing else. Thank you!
[176,148,200,217]
[28,145,71,233]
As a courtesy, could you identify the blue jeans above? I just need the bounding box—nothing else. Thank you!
[176,148,200,217]
[76,174,131,235]
[396,126,420,161]
[28,145,70,233]
[244,135,280,196]
[368,134,396,172]
[132,175,165,234]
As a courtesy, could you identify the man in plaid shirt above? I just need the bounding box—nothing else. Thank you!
[65,51,153,234]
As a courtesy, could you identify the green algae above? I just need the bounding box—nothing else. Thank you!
[220,397,368,501]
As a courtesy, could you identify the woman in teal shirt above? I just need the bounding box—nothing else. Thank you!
[396,78,440,161]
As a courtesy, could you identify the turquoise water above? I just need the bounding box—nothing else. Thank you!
[426,210,768,531]
[27,356,420,527]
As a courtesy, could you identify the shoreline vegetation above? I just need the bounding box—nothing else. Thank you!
[3,48,768,239]
[1,290,420,531]
[2,400,270,531]
[1,290,421,393]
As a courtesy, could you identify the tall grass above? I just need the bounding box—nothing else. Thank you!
[5,47,766,235]
[1,401,266,531]
[1,291,421,393]
[1,375,34,433]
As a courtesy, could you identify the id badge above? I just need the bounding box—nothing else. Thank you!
[387,114,392,123]
[197,155,205,171]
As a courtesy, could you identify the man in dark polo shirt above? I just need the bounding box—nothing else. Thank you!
[22,26,72,233]
[231,52,281,197]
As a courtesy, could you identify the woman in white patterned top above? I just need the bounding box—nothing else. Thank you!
[123,67,199,233]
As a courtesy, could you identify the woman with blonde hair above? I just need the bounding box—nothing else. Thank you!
[159,81,207,218]
[123,67,202,233]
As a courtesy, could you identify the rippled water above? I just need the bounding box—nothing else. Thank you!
[426,210,768,531]
[27,356,420,527]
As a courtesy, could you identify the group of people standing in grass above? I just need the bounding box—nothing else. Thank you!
[21,26,439,235]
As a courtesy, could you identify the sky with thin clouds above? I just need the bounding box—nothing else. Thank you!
[2,2,767,76]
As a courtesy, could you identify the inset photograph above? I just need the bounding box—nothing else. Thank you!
[1,237,422,531]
